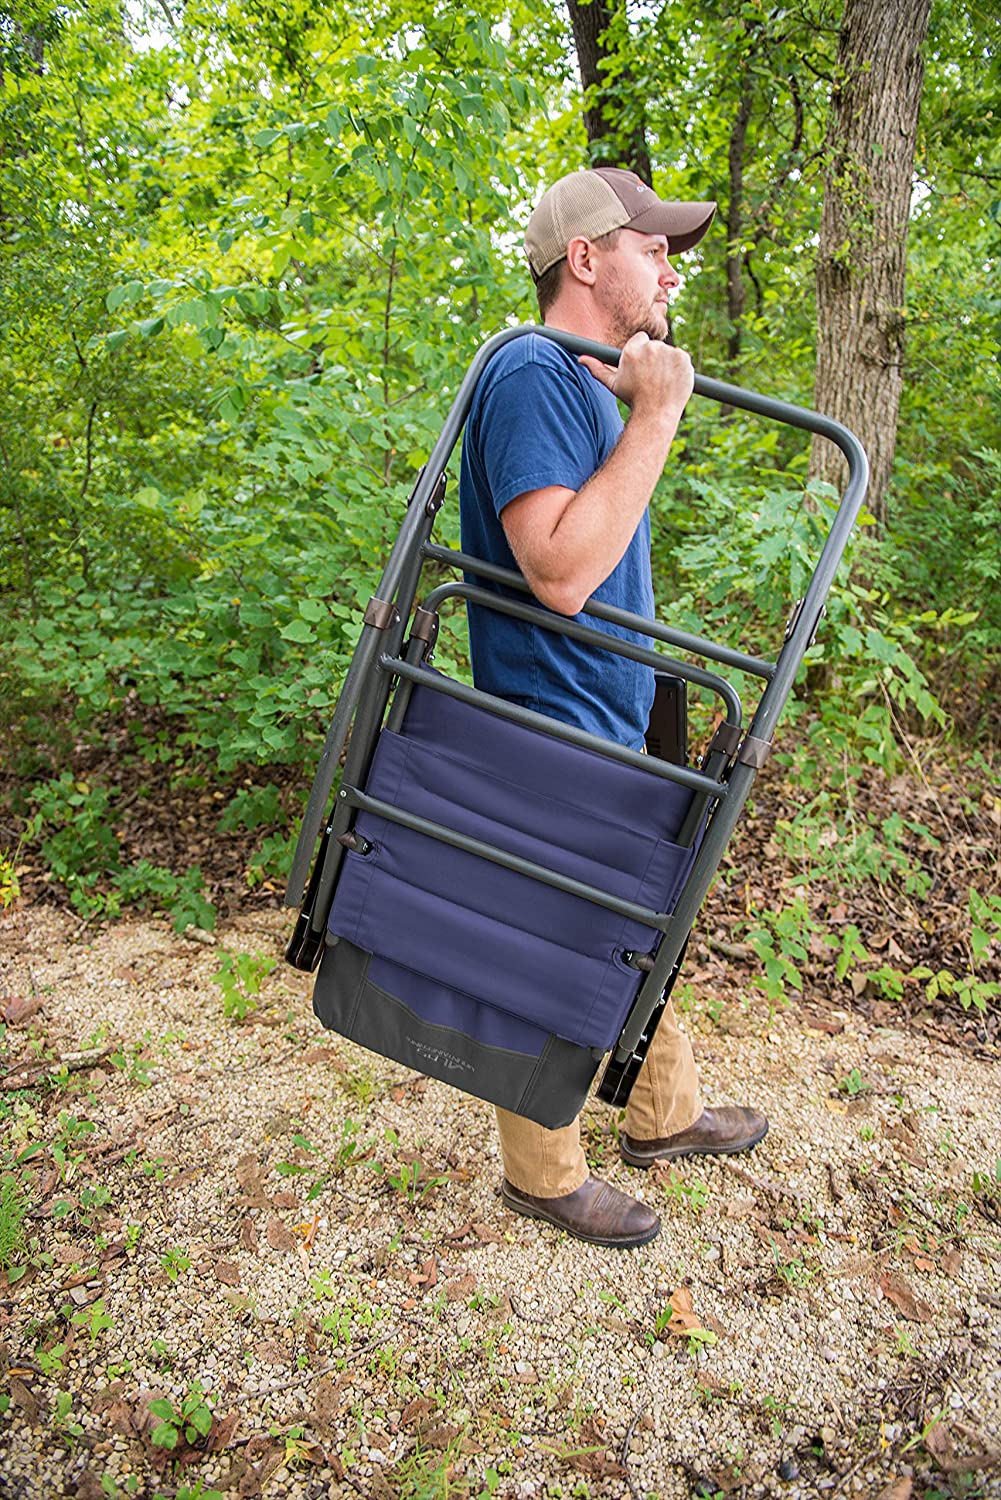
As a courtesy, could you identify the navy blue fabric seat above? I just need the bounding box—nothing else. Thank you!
[312,682,699,1126]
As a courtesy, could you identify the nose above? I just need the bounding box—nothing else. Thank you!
[660,259,681,289]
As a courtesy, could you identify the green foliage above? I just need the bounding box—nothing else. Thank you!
[746,882,999,1017]
[0,0,997,931]
[211,949,278,1020]
[0,1176,28,1270]
[745,898,815,1003]
[159,1247,192,1283]
[0,848,21,908]
[148,1383,214,1450]
[24,773,215,926]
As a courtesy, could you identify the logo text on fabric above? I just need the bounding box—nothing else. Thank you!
[408,1037,475,1074]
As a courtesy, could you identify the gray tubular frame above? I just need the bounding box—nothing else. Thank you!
[286,325,868,1061]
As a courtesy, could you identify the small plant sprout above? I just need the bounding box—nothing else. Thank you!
[211,949,277,1021]
[160,1246,192,1282]
[148,1383,214,1450]
[838,1067,868,1097]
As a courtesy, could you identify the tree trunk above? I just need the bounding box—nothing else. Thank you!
[565,0,651,184]
[811,0,932,524]
[725,69,755,381]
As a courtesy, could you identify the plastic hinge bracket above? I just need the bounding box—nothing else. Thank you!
[735,734,771,769]
[363,596,400,630]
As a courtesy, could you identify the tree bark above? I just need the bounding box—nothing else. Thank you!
[565,0,651,183]
[725,68,755,380]
[811,0,932,524]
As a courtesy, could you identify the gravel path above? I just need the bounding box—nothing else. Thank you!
[1,905,999,1500]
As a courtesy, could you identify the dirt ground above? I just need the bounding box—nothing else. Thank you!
[1,903,999,1500]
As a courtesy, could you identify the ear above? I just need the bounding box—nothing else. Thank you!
[565,236,597,285]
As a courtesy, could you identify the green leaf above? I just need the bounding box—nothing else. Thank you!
[188,1406,213,1437]
[253,128,282,148]
[279,618,314,643]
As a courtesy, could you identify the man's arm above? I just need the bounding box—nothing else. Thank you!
[501,332,694,616]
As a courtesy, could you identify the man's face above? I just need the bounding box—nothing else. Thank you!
[591,228,681,346]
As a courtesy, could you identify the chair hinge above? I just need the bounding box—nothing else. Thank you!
[735,734,771,769]
[785,596,826,648]
[708,721,742,759]
[425,471,447,518]
[409,607,440,657]
[363,596,400,631]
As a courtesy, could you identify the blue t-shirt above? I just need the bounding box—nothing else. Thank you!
[459,334,655,750]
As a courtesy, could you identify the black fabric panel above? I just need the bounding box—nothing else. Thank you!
[312,939,601,1129]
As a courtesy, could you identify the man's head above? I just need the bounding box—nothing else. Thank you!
[526,167,716,331]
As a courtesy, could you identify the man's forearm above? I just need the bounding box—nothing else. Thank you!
[529,406,681,615]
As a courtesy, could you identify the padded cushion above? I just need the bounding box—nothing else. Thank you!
[327,683,697,1052]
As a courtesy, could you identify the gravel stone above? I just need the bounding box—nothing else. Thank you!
[1,905,999,1499]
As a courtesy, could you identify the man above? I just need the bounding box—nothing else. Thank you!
[459,167,768,1250]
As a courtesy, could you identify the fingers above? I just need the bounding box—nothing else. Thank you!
[578,355,617,388]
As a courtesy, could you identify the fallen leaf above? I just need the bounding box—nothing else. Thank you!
[925,1422,956,1465]
[301,1047,346,1070]
[875,1480,912,1500]
[214,1259,241,1286]
[401,1397,434,1426]
[265,1219,296,1252]
[75,1472,106,1500]
[1,994,43,1026]
[8,1377,38,1423]
[659,1286,705,1338]
[240,1217,259,1253]
[209,1411,240,1450]
[253,1340,288,1366]
[880,1272,934,1322]
[312,1374,343,1430]
[406,1255,438,1289]
[445,1219,502,1244]
[725,1195,756,1219]
[235,1155,270,1209]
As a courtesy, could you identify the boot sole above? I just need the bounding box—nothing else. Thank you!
[621,1120,769,1169]
[500,1188,661,1249]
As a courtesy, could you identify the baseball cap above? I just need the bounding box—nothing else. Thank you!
[525,167,716,282]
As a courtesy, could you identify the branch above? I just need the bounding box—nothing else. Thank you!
[80,399,98,501]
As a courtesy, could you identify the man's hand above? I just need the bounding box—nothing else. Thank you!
[579,332,694,425]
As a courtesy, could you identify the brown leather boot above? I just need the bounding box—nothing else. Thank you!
[501,1175,661,1248]
[621,1106,768,1168]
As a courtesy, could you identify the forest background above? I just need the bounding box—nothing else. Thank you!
[1,0,999,1030]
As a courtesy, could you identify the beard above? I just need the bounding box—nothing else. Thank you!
[602,270,670,346]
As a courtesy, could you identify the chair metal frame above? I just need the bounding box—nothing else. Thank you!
[285,325,868,1105]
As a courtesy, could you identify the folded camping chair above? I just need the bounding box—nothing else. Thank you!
[285,327,868,1128]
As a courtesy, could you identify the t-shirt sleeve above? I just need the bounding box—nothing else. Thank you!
[474,359,603,516]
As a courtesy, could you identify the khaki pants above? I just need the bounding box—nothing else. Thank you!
[495,997,702,1197]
